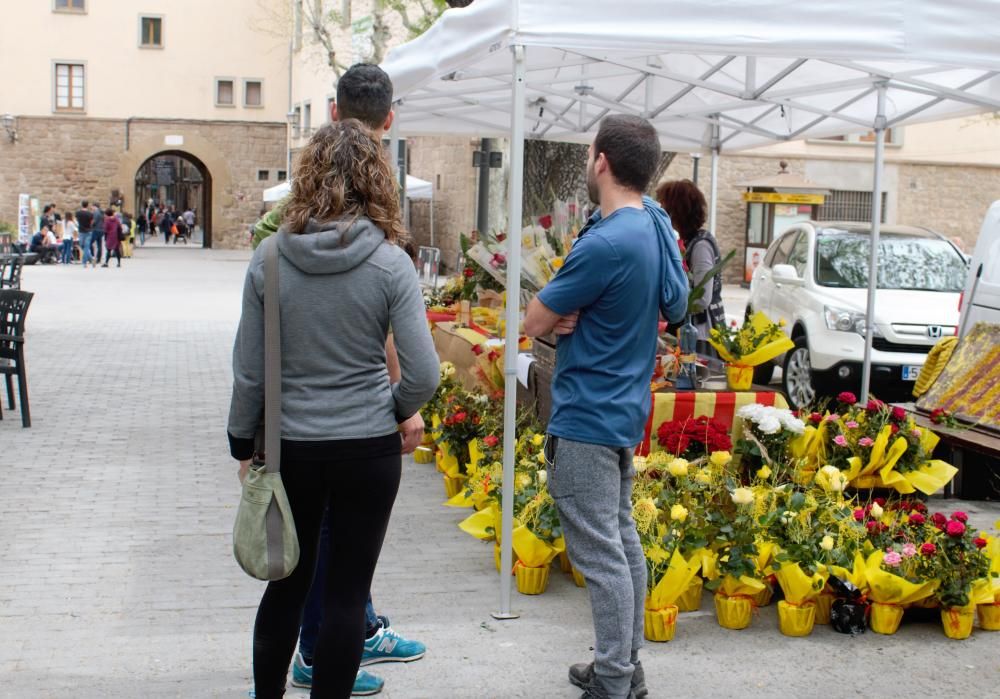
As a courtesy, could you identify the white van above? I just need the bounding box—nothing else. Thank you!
[958,201,1000,337]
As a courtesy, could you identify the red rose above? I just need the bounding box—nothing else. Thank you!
[931,512,948,529]
[913,501,928,513]
[890,423,900,435]
[809,412,823,424]
[853,508,865,522]
[471,415,481,425]
[453,411,467,423]
[951,511,968,523]
[930,408,946,424]
[866,399,885,413]
[865,520,878,532]
[539,214,553,229]
[484,434,499,447]
[909,513,926,525]
[946,520,966,537]
[837,391,857,405]
[463,267,475,278]
[443,416,454,426]
[891,406,907,421]
[974,537,988,549]
[874,497,886,507]
[921,542,937,556]
[471,344,484,356]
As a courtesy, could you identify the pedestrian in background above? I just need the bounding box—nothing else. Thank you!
[76,200,95,269]
[61,211,78,264]
[91,204,105,263]
[102,208,122,268]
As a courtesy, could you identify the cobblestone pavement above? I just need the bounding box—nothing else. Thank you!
[2,248,999,699]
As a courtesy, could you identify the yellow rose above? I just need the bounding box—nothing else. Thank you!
[668,458,690,477]
[756,465,772,480]
[710,451,732,467]
[670,504,689,522]
[537,470,547,486]
[536,451,547,464]
[515,473,532,490]
[551,257,564,270]
[731,487,755,506]
[531,433,545,447]
[695,469,712,484]
[820,535,835,551]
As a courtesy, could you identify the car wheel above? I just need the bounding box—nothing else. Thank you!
[783,336,816,409]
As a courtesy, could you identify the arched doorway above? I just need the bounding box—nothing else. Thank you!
[134,150,213,247]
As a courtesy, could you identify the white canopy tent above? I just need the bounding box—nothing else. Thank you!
[381,0,1000,618]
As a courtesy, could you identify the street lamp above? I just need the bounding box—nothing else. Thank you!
[285,109,297,176]
[2,114,17,143]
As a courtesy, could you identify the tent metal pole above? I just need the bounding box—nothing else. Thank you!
[493,43,526,621]
[861,83,888,405]
[709,118,720,233]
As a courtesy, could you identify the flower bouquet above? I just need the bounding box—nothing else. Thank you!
[656,416,733,461]
[708,312,794,390]
[706,485,765,629]
[864,547,939,635]
[436,388,488,495]
[735,403,806,482]
[925,510,994,639]
[980,534,1000,631]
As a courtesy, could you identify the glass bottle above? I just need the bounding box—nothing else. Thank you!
[676,316,699,390]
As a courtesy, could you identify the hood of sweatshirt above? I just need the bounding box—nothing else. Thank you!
[275,216,386,275]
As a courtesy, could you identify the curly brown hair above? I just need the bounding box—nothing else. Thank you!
[656,179,706,242]
[283,120,406,243]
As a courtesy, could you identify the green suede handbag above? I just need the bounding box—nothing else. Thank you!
[233,240,300,581]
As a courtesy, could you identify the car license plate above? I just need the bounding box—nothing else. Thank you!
[901,365,922,381]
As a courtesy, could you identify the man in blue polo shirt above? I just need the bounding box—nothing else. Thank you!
[525,115,688,699]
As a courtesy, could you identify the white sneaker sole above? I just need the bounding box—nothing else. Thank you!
[360,650,425,666]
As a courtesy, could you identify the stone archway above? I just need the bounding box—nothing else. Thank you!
[115,133,232,249]
[134,151,213,247]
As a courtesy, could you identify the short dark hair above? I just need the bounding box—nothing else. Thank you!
[336,63,393,129]
[81,200,89,208]
[593,115,660,193]
[656,179,706,240]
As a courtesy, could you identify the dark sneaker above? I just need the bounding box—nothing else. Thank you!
[569,661,648,699]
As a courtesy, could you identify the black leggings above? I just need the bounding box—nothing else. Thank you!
[252,433,402,699]
[105,247,121,266]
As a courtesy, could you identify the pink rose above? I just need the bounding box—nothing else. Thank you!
[946,520,966,537]
[952,511,969,523]
[901,543,917,558]
[909,513,926,526]
[826,414,840,422]
[883,551,902,567]
[858,437,875,447]
[853,508,865,522]
[845,420,859,429]
[834,435,848,447]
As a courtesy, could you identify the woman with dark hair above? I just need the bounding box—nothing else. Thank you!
[656,179,726,339]
[102,208,122,268]
[227,119,439,698]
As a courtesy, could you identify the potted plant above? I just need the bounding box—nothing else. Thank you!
[708,311,793,390]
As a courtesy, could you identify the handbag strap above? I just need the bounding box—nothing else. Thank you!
[263,239,281,474]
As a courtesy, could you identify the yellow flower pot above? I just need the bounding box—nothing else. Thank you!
[814,591,834,625]
[714,593,753,630]
[941,607,974,640]
[558,551,572,574]
[413,446,436,464]
[515,562,550,595]
[643,602,679,642]
[572,566,587,588]
[726,364,753,391]
[777,601,816,637]
[977,603,1000,631]
[870,602,904,635]
[677,576,703,612]
[443,474,466,499]
[752,585,774,608]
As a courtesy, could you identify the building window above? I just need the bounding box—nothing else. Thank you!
[258,170,270,182]
[140,16,163,47]
[277,170,288,182]
[215,78,235,107]
[54,62,85,112]
[303,102,312,137]
[815,190,888,224]
[53,0,86,12]
[292,105,302,138]
[326,96,335,123]
[293,0,304,50]
[244,80,263,108]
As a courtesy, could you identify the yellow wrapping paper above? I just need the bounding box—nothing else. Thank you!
[511,525,565,568]
[436,441,461,477]
[755,542,777,577]
[829,552,868,592]
[515,563,550,595]
[978,603,1000,631]
[443,474,466,498]
[431,413,443,441]
[708,312,795,368]
[777,600,816,637]
[870,602,904,634]
[643,603,678,642]
[989,538,1000,603]
[714,593,754,630]
[865,551,939,605]
[677,576,704,612]
[848,426,957,495]
[467,439,485,472]
[941,605,975,640]
[458,505,497,541]
[774,562,828,605]
[649,549,701,610]
[690,548,719,580]
[718,574,766,598]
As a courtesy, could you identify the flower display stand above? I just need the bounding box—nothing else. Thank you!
[870,602,904,635]
[644,601,678,642]
[978,602,1000,631]
[777,601,816,637]
[714,593,753,630]
[677,576,703,612]
[941,607,974,640]
[515,562,550,595]
[814,591,834,625]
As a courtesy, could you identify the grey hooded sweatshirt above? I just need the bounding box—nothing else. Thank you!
[227,218,439,455]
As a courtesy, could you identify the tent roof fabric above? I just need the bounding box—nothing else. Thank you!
[262,174,433,202]
[382,0,1000,151]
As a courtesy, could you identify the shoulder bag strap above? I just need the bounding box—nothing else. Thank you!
[263,239,282,475]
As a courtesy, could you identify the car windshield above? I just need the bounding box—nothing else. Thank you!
[814,231,967,291]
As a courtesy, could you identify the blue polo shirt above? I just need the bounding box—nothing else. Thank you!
[537,206,664,448]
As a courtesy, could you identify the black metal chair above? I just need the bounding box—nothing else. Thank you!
[0,289,33,427]
[1,255,24,290]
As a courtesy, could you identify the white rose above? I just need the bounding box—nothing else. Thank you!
[870,503,884,519]
[537,470,547,486]
[731,487,755,506]
[758,416,782,434]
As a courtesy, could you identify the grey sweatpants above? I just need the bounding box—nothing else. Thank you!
[547,436,646,699]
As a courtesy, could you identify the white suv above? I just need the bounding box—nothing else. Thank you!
[747,222,967,408]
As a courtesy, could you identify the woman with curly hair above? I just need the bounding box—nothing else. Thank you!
[227,119,439,698]
[656,179,726,339]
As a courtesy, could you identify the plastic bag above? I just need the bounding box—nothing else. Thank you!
[828,575,868,635]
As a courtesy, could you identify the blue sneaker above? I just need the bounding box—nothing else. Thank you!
[361,619,426,665]
[290,651,384,696]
